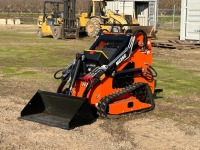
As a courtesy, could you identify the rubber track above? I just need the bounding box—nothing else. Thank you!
[97,82,154,118]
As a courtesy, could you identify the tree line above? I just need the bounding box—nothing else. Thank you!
[0,0,181,13]
[158,0,181,9]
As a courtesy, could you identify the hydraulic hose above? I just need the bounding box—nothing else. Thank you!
[132,29,148,50]
[54,68,65,79]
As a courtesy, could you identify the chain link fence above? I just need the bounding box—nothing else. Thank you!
[0,0,89,24]
[0,2,181,30]
[0,0,42,24]
[157,8,181,30]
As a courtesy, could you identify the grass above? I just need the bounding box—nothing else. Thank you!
[154,60,200,95]
[0,25,199,128]
[158,16,181,23]
[0,28,92,68]
[152,51,200,127]
[0,25,93,79]
[1,67,38,78]
[157,16,181,30]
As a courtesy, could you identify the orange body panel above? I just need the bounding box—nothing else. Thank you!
[72,33,155,115]
[109,97,151,115]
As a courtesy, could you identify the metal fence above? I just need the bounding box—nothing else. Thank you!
[157,8,181,30]
[0,3,181,30]
[0,0,89,25]
[0,13,40,24]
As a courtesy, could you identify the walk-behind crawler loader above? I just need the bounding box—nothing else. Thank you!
[20,28,162,130]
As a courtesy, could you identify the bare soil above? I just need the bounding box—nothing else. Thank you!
[0,26,200,150]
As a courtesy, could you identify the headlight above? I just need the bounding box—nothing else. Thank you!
[38,21,43,25]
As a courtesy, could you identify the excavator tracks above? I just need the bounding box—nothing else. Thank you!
[97,82,155,118]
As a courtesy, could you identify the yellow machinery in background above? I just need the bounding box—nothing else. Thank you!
[37,0,78,39]
[37,0,155,39]
[78,0,140,37]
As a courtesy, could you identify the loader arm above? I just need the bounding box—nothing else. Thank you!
[105,10,128,25]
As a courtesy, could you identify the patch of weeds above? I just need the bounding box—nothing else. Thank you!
[1,67,21,74]
[153,60,200,95]
[15,71,38,77]
[0,67,37,78]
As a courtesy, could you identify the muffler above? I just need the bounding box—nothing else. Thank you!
[20,90,96,130]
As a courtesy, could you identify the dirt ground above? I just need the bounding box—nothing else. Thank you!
[0,26,200,150]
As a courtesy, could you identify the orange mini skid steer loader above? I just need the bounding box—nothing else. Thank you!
[20,29,161,130]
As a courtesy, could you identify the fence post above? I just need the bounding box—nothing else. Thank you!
[172,5,175,29]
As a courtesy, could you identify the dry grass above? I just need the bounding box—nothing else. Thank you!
[0,25,200,150]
